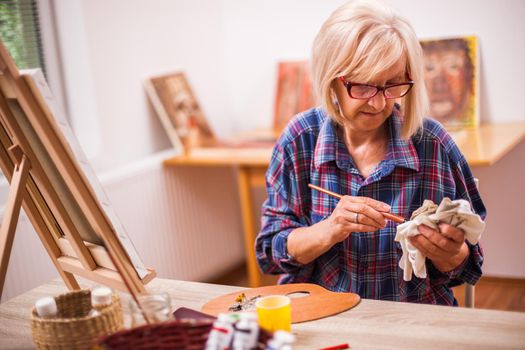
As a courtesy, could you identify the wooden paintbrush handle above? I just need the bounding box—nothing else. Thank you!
[307,184,406,223]
[382,212,406,224]
[308,184,343,199]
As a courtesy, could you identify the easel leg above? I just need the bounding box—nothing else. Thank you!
[237,166,262,288]
[0,156,30,298]
[57,270,80,290]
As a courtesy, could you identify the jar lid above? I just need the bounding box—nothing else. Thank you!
[91,287,112,307]
[35,296,57,317]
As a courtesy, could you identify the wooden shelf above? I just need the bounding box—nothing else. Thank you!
[163,146,273,167]
[164,122,525,168]
[449,122,525,166]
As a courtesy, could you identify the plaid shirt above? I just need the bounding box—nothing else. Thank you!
[256,106,485,305]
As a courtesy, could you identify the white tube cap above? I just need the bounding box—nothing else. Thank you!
[91,287,112,307]
[35,296,57,317]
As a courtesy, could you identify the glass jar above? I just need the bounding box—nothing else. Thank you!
[130,292,172,327]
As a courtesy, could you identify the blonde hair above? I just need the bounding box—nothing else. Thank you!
[311,0,428,139]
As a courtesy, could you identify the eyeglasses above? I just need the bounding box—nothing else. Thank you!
[338,76,414,100]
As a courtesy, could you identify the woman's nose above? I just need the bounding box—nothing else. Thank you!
[367,92,387,110]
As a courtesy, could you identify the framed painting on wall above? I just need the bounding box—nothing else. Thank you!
[420,35,479,129]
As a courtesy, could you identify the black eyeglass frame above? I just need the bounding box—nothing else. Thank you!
[338,76,414,100]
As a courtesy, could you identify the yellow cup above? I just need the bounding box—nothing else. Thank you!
[255,295,291,332]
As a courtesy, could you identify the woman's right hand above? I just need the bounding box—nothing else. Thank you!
[321,195,390,244]
[288,195,391,265]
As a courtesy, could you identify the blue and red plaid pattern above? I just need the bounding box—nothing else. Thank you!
[256,106,485,305]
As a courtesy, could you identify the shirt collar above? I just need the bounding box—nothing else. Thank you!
[313,107,419,171]
[385,108,420,171]
[313,112,345,168]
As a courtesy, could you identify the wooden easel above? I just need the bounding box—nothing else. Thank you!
[0,40,155,299]
[0,146,30,295]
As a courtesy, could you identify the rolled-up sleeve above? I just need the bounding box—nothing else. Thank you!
[447,155,486,287]
[255,141,314,278]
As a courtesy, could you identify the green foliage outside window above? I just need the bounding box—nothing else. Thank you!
[0,0,45,73]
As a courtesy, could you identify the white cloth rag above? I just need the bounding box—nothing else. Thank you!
[394,197,485,281]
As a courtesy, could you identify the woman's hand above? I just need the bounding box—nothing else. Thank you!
[409,223,469,273]
[322,195,390,245]
[288,195,390,265]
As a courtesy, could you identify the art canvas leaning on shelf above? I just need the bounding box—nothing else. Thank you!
[145,71,282,154]
[255,0,486,306]
[421,35,479,130]
[144,72,217,152]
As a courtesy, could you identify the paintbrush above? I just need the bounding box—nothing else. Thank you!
[308,183,406,224]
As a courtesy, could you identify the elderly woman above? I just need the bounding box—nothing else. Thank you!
[255,0,485,305]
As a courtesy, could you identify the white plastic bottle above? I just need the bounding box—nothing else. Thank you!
[205,313,236,350]
[89,287,113,317]
[91,287,112,309]
[35,296,58,318]
[232,312,259,350]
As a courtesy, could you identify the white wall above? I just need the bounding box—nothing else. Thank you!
[50,0,525,277]
[52,0,525,161]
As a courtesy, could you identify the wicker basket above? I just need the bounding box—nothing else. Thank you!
[94,318,272,350]
[31,289,123,350]
[95,319,213,350]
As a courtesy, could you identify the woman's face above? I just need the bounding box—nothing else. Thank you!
[334,59,407,133]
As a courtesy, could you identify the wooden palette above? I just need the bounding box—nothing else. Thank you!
[202,283,360,323]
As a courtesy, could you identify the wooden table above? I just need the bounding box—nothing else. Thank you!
[1,278,525,349]
[164,122,525,288]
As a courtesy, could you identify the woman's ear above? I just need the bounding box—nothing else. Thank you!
[330,88,339,108]
[331,92,346,122]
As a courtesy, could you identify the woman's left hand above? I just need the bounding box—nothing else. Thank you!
[409,223,469,273]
